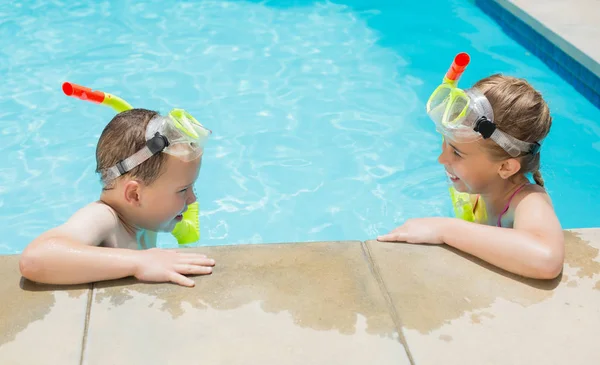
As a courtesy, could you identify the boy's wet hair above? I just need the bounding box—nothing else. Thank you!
[474,75,552,187]
[95,108,167,189]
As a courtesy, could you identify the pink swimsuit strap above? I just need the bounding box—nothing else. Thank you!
[497,183,529,227]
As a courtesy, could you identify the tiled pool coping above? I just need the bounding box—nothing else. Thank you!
[1,228,599,365]
[476,0,600,108]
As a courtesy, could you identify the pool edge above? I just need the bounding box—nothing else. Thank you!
[475,0,600,109]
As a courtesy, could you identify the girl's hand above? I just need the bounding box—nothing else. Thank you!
[377,218,451,245]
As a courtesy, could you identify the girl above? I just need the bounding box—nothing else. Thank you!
[378,66,564,280]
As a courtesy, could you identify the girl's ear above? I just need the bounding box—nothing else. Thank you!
[497,158,521,180]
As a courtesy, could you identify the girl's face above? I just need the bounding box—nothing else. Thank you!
[437,138,503,194]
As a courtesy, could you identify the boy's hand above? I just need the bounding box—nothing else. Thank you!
[377,218,450,245]
[134,248,215,287]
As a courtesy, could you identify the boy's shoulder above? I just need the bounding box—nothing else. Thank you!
[66,200,119,226]
[54,201,136,248]
[72,200,118,217]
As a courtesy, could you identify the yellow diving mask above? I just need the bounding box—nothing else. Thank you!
[103,109,212,183]
[426,53,541,157]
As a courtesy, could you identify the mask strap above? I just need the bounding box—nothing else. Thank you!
[473,116,541,157]
[467,88,541,157]
[490,128,541,157]
[465,88,494,122]
[102,133,169,183]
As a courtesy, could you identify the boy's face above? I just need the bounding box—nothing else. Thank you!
[137,154,203,232]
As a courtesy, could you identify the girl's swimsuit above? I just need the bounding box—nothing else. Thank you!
[472,183,529,227]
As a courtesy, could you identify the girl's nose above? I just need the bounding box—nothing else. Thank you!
[438,141,449,165]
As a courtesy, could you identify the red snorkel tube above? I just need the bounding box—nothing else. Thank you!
[443,52,470,85]
[62,82,105,103]
[62,82,133,112]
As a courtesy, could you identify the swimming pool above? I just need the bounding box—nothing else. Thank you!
[1,0,599,254]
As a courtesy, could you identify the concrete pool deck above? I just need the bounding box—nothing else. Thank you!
[1,229,599,364]
[498,0,600,76]
[479,0,600,106]
[498,0,600,77]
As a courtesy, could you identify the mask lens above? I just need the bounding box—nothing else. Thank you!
[427,85,451,112]
[444,94,469,128]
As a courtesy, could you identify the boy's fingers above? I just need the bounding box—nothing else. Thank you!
[168,272,195,287]
[179,253,208,259]
[175,264,213,275]
[181,257,215,266]
[174,251,207,258]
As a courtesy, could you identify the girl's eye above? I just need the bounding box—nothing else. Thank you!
[178,188,188,194]
[453,150,462,158]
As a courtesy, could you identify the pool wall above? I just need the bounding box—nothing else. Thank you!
[476,0,600,108]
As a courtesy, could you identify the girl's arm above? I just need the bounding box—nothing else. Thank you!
[378,191,564,279]
[445,190,563,278]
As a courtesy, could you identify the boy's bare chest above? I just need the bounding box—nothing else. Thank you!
[101,223,138,249]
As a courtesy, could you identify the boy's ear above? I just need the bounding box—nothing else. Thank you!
[497,158,521,180]
[123,180,143,206]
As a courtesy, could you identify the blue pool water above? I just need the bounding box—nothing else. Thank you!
[1,0,599,254]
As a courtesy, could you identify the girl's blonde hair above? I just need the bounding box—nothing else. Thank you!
[474,74,552,186]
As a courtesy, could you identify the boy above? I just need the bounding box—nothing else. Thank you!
[19,108,215,287]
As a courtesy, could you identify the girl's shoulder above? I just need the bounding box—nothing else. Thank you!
[512,183,555,214]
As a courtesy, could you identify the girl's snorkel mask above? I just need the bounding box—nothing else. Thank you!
[426,53,540,157]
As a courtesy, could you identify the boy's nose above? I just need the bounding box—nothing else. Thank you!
[187,188,197,204]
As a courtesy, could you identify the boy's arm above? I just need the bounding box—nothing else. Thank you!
[441,191,564,279]
[19,203,215,286]
[20,233,143,285]
[19,203,140,284]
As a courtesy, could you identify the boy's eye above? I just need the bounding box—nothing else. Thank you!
[453,150,463,158]
[178,188,188,193]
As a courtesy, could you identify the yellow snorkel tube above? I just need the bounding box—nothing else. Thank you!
[427,53,479,223]
[62,81,202,245]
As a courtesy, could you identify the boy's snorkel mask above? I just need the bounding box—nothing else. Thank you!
[103,109,211,182]
[61,82,211,183]
[426,53,540,157]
